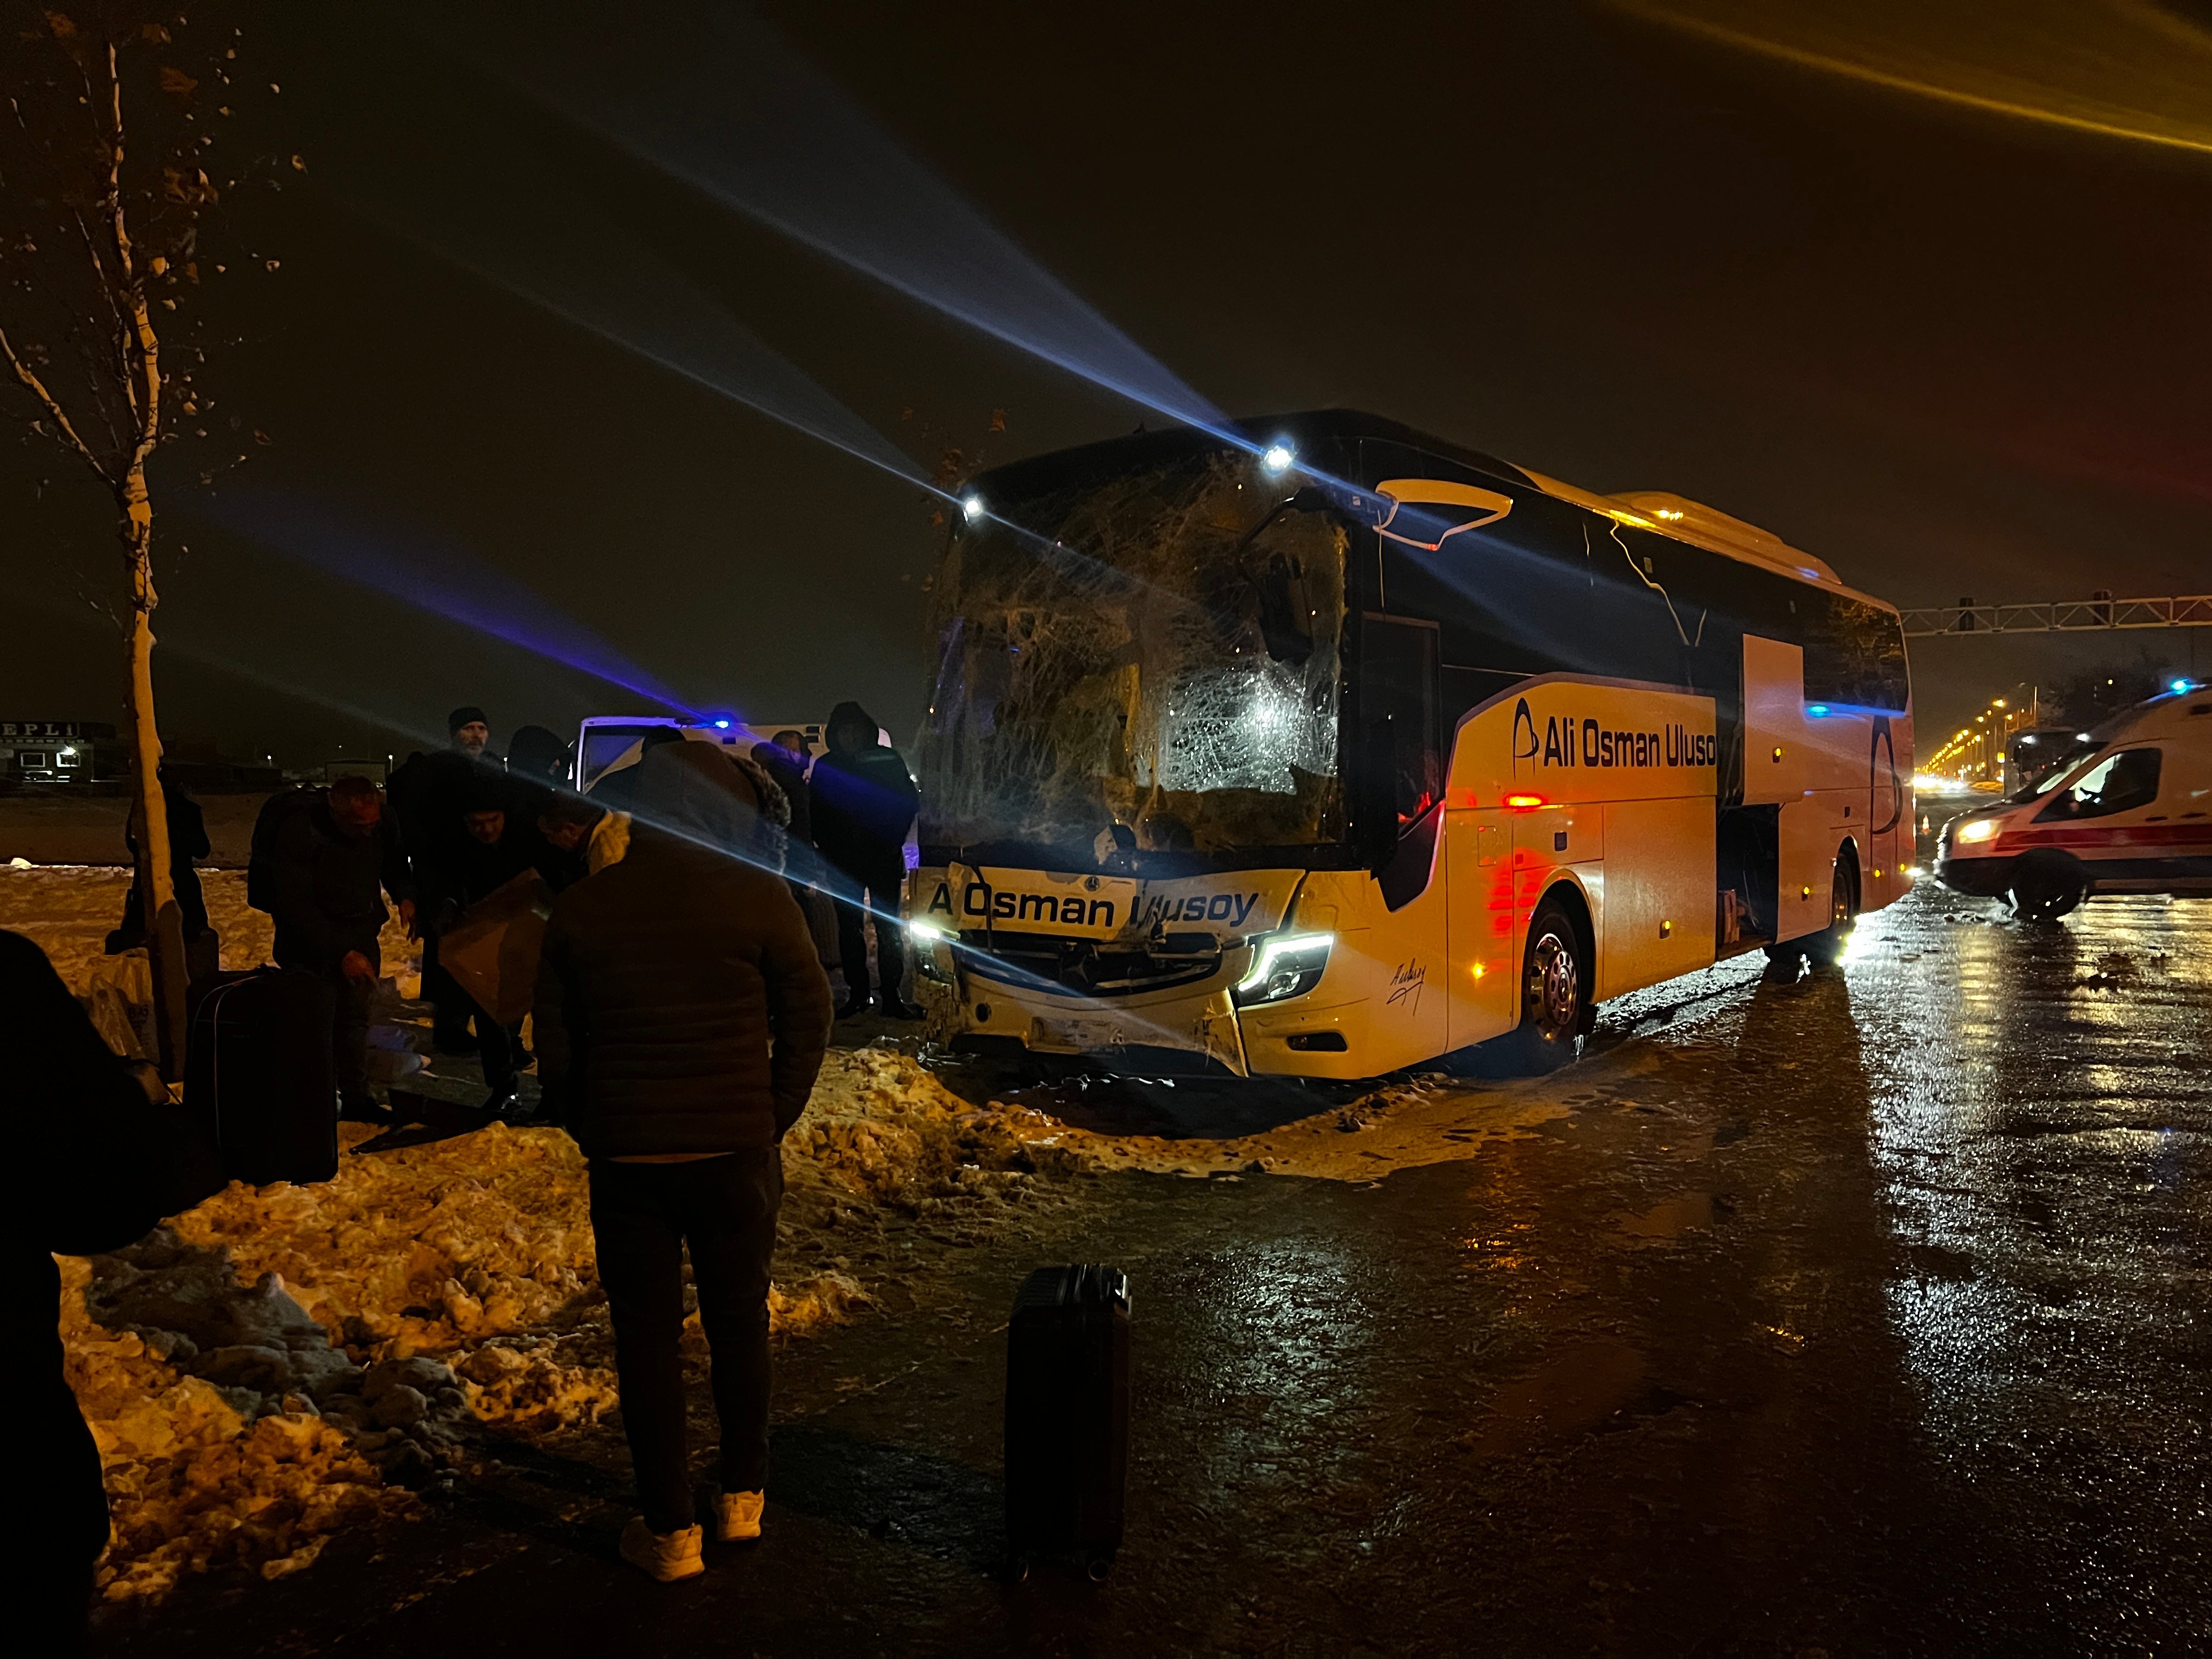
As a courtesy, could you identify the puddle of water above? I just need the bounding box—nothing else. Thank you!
[1618,1193,1715,1238]
[1468,1341,1649,1451]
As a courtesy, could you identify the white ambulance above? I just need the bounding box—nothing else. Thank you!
[572,716,824,795]
[1936,682,2212,919]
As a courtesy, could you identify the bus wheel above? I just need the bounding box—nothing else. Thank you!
[1805,857,1860,969]
[2011,852,2087,923]
[1505,896,1587,1073]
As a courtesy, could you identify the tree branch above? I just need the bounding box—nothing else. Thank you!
[0,323,110,484]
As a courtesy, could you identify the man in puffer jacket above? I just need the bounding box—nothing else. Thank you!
[534,740,832,1582]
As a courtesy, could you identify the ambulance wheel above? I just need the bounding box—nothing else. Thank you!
[1504,895,1588,1074]
[2011,852,2087,923]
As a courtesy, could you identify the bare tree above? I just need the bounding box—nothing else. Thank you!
[2,4,276,1075]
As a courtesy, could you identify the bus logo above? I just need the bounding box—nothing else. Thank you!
[1511,698,1541,777]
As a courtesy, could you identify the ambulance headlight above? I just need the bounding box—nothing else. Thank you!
[1953,817,2002,845]
[1234,931,1333,1006]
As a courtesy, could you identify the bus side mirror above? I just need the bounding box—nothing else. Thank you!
[1355,716,1398,870]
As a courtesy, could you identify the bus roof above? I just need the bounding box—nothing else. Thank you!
[970,410,1886,613]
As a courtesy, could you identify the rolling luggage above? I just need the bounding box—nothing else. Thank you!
[183,968,340,1186]
[1005,1263,1131,1578]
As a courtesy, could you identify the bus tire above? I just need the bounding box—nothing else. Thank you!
[2011,851,2087,923]
[1805,854,1860,969]
[1504,894,1588,1074]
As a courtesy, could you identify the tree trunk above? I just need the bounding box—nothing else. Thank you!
[124,465,188,1081]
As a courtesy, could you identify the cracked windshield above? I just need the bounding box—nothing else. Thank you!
[921,454,1347,863]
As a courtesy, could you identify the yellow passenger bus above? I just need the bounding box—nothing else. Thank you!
[906,413,1913,1077]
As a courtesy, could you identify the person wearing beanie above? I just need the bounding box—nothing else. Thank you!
[535,740,832,1582]
[809,702,921,1020]
[448,706,490,755]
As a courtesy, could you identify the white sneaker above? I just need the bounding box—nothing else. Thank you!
[713,1487,765,1543]
[619,1516,704,1582]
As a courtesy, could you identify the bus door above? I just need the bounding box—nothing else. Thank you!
[1869,716,1904,892]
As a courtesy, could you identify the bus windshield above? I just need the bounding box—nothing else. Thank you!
[920,452,1348,866]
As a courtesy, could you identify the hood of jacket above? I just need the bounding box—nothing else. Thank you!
[630,740,761,851]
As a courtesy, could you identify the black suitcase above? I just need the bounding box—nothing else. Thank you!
[1005,1263,1131,1577]
[183,968,340,1186]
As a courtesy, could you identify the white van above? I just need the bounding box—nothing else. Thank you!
[1936,682,2212,918]
[572,716,825,795]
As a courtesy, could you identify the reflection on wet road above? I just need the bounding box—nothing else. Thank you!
[106,887,2211,1655]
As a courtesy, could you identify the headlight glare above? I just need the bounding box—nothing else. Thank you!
[1233,931,1333,1007]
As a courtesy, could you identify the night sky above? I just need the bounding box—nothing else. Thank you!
[7,1,2208,766]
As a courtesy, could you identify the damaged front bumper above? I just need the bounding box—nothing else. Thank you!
[907,865,1364,1079]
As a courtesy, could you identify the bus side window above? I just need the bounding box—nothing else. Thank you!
[1804,594,1909,712]
[1361,614,1442,827]
[2036,748,2162,821]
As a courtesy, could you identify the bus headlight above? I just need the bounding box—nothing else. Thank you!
[1233,932,1333,1007]
[1953,817,2001,845]
[907,917,956,984]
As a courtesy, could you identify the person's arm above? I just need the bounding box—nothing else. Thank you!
[760,885,834,1135]
[274,809,347,966]
[533,905,577,1119]
[380,815,416,907]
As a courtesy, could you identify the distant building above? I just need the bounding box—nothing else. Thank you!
[0,720,128,787]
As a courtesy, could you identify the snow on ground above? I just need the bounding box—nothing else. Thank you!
[5,861,1593,1602]
[4,865,1090,1601]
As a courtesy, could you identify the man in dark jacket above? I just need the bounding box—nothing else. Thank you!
[109,769,218,979]
[752,733,816,911]
[809,701,920,1019]
[389,706,498,1052]
[5,930,173,1654]
[428,779,536,1113]
[273,775,414,1123]
[535,740,832,1583]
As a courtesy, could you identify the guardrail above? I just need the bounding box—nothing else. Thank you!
[1901,594,2212,637]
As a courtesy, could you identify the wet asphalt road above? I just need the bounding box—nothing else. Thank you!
[100,884,2211,1656]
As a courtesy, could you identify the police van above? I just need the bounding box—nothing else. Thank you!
[1937,682,2212,919]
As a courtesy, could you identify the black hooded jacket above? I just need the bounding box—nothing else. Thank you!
[810,701,918,873]
[535,742,833,1157]
[4,932,174,1579]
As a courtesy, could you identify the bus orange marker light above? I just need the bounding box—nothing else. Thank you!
[1801,884,1814,900]
[1660,919,1673,939]
[1505,793,1544,810]
[1772,747,1785,762]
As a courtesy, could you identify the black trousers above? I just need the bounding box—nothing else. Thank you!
[589,1148,783,1533]
[464,994,516,1094]
[831,853,907,1006]
[278,947,376,1100]
[420,929,473,1043]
